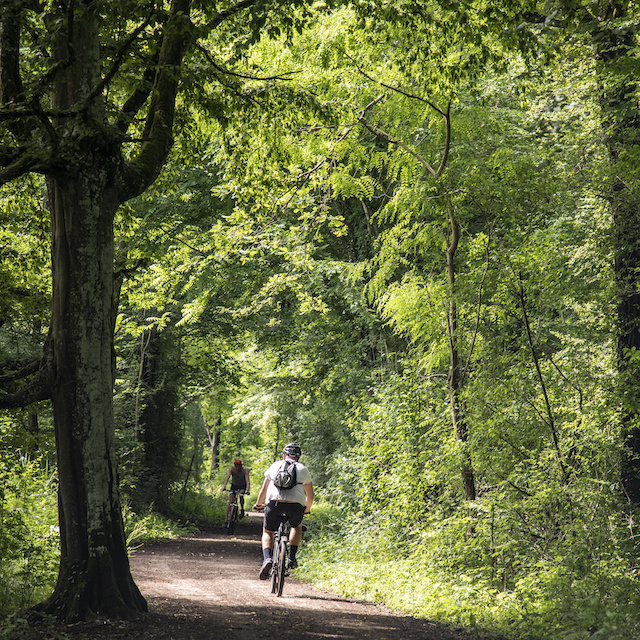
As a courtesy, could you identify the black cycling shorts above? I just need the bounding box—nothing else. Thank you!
[263,501,305,532]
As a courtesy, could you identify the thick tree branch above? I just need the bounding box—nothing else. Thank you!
[0,358,52,408]
[205,0,257,30]
[0,150,43,185]
[195,41,299,82]
[119,0,268,200]
[115,59,158,134]
[86,11,157,111]
[32,0,76,103]
[0,328,53,408]
[120,0,194,201]
[0,357,40,384]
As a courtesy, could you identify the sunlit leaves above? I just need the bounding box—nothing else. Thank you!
[0,177,50,360]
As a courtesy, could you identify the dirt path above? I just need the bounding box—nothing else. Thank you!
[29,513,486,639]
[123,512,479,640]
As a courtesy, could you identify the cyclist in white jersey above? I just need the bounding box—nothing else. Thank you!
[254,443,314,579]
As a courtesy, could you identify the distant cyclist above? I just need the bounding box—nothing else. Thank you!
[223,459,250,518]
[254,443,314,579]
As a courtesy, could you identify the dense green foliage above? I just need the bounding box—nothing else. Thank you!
[2,1,640,637]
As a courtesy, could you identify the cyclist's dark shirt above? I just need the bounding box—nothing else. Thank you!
[230,466,247,490]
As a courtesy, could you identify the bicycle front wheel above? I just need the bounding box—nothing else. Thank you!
[276,539,287,597]
[226,505,237,535]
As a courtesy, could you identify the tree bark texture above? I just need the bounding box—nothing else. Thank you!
[0,0,205,617]
[3,0,278,621]
[23,3,145,620]
[39,170,146,620]
[592,2,640,504]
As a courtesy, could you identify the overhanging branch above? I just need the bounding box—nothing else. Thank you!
[347,52,452,178]
[0,150,44,185]
[0,358,40,384]
[120,0,194,201]
[0,360,52,408]
[205,0,257,30]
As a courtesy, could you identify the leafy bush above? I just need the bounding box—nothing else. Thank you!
[0,454,58,617]
[167,480,236,526]
[298,500,640,640]
[122,501,195,548]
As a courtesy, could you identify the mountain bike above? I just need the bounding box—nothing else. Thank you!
[224,489,244,535]
[270,520,291,597]
[254,503,307,596]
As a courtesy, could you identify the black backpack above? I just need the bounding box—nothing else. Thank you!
[272,460,298,489]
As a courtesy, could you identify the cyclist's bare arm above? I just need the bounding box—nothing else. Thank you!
[222,466,233,490]
[253,477,271,510]
[303,482,314,514]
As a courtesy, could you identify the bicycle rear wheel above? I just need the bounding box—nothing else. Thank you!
[270,539,279,594]
[275,538,287,597]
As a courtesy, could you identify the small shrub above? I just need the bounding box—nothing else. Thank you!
[122,501,194,548]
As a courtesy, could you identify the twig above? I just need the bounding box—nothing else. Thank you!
[517,273,568,483]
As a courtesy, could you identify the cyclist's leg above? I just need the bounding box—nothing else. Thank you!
[287,504,306,568]
[288,528,302,567]
[260,501,279,579]
[259,527,274,579]
[288,504,305,544]
[261,527,275,552]
[289,525,303,546]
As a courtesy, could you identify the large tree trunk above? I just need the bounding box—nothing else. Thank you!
[35,6,146,621]
[38,169,146,621]
[0,0,234,621]
[593,2,640,504]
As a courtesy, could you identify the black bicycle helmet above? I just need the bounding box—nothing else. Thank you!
[282,443,302,459]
